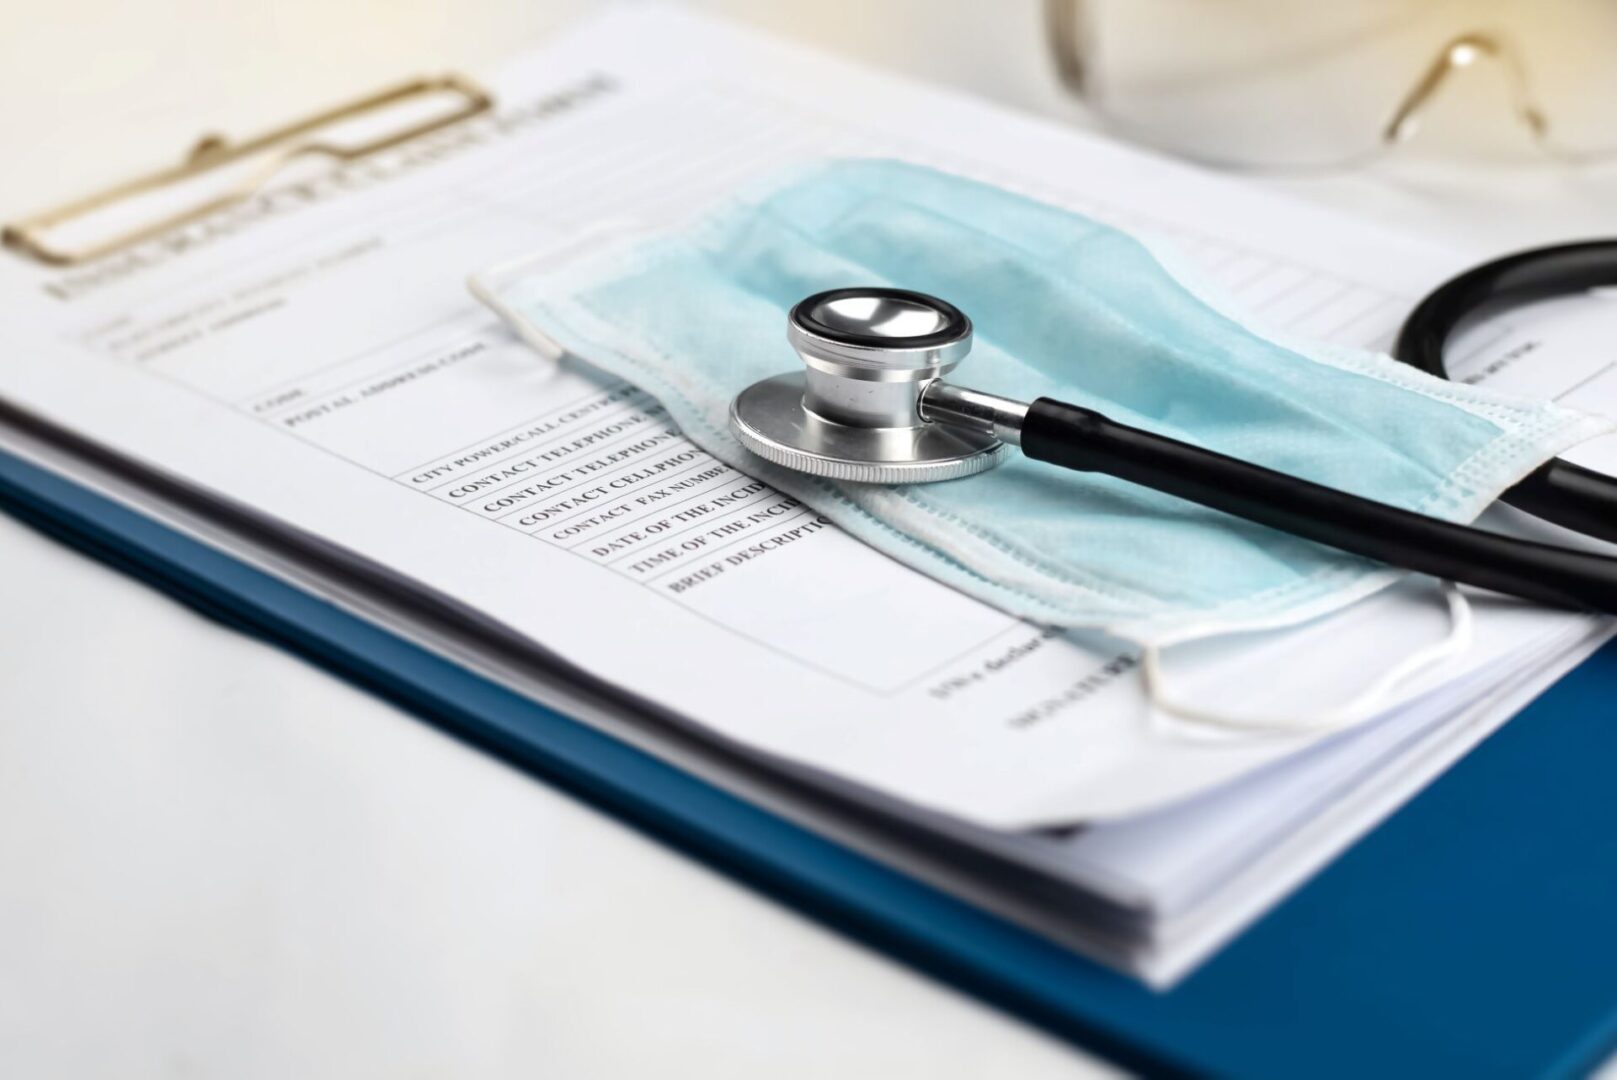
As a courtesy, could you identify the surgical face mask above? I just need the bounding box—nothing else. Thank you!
[474,158,1604,659]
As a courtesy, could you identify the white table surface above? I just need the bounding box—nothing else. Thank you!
[3,3,1614,1076]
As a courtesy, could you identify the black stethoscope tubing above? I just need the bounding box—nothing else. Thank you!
[1019,242,1617,614]
[1394,239,1617,545]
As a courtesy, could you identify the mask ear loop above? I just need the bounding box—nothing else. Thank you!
[1141,581,1474,737]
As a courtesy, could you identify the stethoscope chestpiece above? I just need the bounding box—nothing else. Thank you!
[729,287,1009,483]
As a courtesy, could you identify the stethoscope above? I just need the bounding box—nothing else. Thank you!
[728,242,1617,615]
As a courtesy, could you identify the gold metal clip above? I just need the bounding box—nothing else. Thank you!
[3,74,494,267]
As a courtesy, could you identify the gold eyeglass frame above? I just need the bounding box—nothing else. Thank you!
[1041,0,1564,168]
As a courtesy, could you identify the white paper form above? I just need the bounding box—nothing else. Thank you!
[0,6,1609,828]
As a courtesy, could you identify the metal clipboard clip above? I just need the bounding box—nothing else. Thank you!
[3,74,493,267]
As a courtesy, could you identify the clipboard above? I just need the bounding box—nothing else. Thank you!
[2,76,491,266]
[5,84,1617,1078]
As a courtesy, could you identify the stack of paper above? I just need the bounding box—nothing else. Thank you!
[1,7,1610,986]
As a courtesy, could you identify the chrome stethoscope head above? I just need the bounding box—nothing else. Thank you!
[728,287,1018,483]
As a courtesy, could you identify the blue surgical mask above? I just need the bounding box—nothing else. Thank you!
[475,158,1607,648]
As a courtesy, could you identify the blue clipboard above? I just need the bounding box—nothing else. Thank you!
[4,442,1616,1078]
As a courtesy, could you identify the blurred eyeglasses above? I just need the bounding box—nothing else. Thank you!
[1044,0,1617,170]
